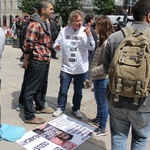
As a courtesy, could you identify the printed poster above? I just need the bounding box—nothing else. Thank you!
[17,115,95,150]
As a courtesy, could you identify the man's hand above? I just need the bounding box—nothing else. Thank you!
[22,60,29,69]
[55,42,61,51]
[83,25,91,37]
[21,54,30,69]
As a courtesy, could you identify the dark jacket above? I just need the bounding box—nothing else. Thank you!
[50,21,59,44]
[103,21,150,112]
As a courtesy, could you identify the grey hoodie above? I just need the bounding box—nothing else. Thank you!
[30,13,51,36]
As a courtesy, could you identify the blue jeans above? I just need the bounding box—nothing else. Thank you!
[109,106,150,150]
[57,71,85,111]
[94,79,108,130]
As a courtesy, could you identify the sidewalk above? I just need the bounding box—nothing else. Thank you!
[1,45,150,150]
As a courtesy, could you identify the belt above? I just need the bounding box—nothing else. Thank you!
[30,59,50,65]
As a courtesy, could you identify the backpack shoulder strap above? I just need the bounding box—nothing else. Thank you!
[121,27,134,37]
[143,28,150,37]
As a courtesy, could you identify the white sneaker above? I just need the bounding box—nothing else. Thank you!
[73,110,83,119]
[52,108,63,117]
[16,104,24,111]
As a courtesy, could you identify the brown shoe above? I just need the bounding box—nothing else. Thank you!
[36,107,54,114]
[24,116,45,124]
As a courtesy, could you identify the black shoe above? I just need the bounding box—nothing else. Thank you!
[52,56,59,59]
[20,58,24,62]
[87,117,99,126]
[93,128,108,136]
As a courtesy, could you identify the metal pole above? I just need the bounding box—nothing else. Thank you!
[130,0,132,15]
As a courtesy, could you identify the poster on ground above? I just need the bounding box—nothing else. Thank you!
[17,115,95,150]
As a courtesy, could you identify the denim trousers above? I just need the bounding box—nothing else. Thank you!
[109,106,150,150]
[94,79,108,130]
[24,59,50,120]
[19,60,50,106]
[57,70,85,111]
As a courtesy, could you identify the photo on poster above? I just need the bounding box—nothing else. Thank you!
[32,123,77,150]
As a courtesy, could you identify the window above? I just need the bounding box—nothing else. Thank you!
[87,0,93,5]
[17,0,20,9]
[4,0,6,9]
[10,0,13,9]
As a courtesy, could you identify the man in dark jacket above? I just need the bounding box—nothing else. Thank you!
[19,15,30,62]
[50,18,60,59]
[103,0,150,149]
[83,14,98,88]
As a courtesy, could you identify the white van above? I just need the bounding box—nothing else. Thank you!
[108,15,134,27]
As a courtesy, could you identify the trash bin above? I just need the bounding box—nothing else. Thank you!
[5,37,13,45]
[13,38,20,48]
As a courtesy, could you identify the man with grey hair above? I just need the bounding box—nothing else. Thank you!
[52,10,95,119]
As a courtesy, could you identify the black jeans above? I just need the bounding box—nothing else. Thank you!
[24,59,50,120]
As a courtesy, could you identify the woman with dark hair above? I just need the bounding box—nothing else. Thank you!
[88,16,114,136]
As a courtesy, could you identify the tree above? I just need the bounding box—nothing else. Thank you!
[93,0,115,15]
[54,0,83,26]
[19,0,40,15]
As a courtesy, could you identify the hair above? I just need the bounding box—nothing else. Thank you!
[84,14,94,23]
[56,131,73,141]
[68,10,84,26]
[24,15,29,19]
[96,15,114,47]
[133,0,150,21]
[37,0,52,15]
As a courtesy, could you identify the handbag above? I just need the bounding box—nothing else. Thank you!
[0,123,26,142]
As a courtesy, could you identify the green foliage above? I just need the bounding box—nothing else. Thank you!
[19,0,40,15]
[54,0,83,25]
[93,0,115,15]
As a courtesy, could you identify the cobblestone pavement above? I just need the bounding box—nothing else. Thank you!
[0,45,149,150]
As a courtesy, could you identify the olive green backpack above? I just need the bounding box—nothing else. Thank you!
[108,27,150,105]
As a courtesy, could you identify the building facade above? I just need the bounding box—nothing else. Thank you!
[0,0,135,27]
[0,0,22,27]
[0,0,96,27]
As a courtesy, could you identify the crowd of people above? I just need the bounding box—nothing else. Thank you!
[0,0,150,150]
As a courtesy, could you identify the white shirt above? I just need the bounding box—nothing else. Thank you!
[53,26,95,74]
[0,27,5,80]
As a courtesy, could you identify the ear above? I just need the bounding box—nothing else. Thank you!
[146,13,150,23]
[41,8,45,14]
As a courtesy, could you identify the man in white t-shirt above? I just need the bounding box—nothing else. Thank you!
[53,10,95,119]
[0,27,5,125]
[0,27,5,90]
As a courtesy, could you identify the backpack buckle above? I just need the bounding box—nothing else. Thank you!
[116,78,122,92]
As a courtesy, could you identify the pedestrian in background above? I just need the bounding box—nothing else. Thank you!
[50,17,60,59]
[103,0,150,149]
[22,0,54,124]
[19,15,30,62]
[83,14,98,89]
[0,27,5,91]
[52,10,95,119]
[0,27,5,125]
[88,16,114,136]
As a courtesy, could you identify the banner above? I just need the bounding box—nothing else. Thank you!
[17,115,95,150]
